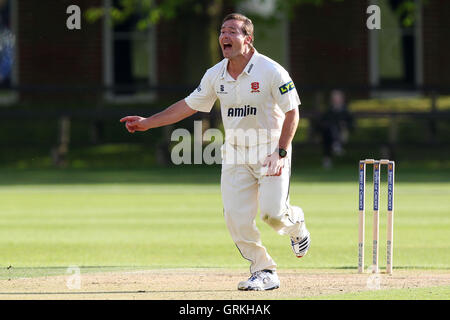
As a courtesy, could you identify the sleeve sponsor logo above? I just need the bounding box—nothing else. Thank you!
[279,81,295,95]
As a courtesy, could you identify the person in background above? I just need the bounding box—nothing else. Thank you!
[320,89,354,168]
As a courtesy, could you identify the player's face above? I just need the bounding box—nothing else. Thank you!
[219,19,251,59]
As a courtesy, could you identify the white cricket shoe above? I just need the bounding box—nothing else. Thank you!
[291,224,311,258]
[237,270,280,291]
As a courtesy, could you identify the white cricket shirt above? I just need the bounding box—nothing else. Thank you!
[185,50,301,146]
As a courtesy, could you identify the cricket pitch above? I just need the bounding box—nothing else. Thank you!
[0,268,449,300]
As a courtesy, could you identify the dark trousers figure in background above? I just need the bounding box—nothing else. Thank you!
[320,90,354,168]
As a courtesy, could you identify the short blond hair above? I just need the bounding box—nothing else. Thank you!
[222,13,254,44]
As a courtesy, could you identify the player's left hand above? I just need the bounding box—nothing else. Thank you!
[262,151,285,176]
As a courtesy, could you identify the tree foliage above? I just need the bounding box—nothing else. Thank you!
[86,0,424,30]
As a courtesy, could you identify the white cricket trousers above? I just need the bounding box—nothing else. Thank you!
[221,142,306,273]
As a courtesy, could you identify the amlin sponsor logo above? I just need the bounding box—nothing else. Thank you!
[227,105,257,117]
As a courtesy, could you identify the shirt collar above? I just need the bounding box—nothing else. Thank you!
[220,59,228,79]
[244,49,259,75]
[220,49,259,80]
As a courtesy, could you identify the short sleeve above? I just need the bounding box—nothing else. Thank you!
[271,68,301,113]
[185,70,217,113]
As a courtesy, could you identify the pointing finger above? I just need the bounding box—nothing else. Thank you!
[120,116,137,123]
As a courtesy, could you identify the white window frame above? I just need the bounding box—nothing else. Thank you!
[368,0,423,97]
[0,0,18,105]
[103,0,157,103]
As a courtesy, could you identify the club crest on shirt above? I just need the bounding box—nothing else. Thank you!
[251,82,260,93]
[279,81,295,95]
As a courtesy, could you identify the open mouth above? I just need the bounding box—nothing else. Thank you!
[223,43,232,50]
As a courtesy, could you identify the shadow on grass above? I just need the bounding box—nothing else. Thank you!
[0,266,152,280]
[0,289,235,295]
[0,165,449,186]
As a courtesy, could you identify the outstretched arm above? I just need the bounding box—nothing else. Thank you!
[120,99,197,133]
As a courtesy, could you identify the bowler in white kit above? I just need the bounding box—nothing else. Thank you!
[120,13,310,291]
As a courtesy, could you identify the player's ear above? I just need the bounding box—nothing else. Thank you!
[245,35,253,47]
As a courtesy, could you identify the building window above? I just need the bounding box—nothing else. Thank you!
[369,0,423,91]
[0,0,17,104]
[103,0,157,103]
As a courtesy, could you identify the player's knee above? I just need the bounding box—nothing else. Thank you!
[263,215,285,230]
[260,204,284,229]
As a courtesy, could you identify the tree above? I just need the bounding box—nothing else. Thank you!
[86,0,422,29]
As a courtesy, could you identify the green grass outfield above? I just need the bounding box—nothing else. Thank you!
[0,166,449,299]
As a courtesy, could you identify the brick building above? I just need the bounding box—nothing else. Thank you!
[290,0,450,91]
[0,0,448,104]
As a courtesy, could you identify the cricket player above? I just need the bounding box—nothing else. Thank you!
[120,13,310,291]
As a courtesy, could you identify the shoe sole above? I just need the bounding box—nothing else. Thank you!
[293,233,311,258]
[238,284,280,291]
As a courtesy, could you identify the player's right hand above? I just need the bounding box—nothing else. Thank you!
[120,116,149,133]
